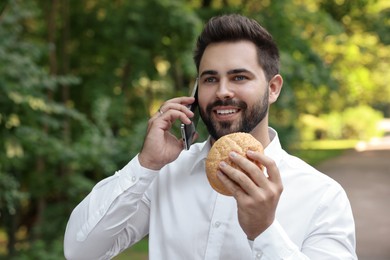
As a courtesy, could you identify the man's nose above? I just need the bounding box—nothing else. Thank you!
[216,79,234,100]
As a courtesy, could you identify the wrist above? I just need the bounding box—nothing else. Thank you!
[138,153,163,170]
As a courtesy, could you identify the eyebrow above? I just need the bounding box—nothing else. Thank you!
[199,68,252,78]
[227,68,251,75]
[199,70,218,78]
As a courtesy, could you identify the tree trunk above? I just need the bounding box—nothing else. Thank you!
[32,0,59,240]
[202,0,212,8]
[60,0,71,178]
[5,211,16,256]
[61,0,70,145]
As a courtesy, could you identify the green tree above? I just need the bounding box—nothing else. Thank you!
[1,0,91,256]
[1,0,201,258]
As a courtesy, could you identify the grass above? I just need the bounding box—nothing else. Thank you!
[291,148,345,166]
[291,139,359,150]
[288,139,358,166]
[113,238,148,260]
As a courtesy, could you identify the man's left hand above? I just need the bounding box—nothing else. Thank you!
[217,150,283,240]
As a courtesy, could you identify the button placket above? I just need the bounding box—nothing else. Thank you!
[204,194,235,260]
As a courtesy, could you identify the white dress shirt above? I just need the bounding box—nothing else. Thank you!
[64,128,357,259]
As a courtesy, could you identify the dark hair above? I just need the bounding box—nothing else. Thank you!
[193,14,280,81]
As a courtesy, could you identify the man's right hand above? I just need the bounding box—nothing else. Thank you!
[138,96,195,170]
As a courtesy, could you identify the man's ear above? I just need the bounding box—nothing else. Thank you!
[268,74,283,104]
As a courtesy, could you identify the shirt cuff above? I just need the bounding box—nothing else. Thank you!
[250,221,300,259]
[110,154,159,193]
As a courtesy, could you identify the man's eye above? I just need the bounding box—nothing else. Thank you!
[234,75,246,81]
[205,77,217,83]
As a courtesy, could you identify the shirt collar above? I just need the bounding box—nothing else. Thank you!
[196,137,211,161]
[187,137,211,174]
[264,127,285,168]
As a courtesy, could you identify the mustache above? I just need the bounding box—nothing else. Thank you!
[206,99,247,112]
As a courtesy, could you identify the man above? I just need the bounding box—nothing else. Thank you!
[64,14,357,259]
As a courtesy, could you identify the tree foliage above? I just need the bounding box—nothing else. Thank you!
[0,0,388,258]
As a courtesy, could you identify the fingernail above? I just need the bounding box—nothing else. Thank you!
[247,150,254,156]
[219,161,227,168]
[229,151,237,158]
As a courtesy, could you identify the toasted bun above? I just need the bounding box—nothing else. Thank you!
[205,132,264,196]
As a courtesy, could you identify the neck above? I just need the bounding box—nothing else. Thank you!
[249,120,271,147]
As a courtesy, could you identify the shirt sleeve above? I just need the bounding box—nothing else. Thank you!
[249,221,308,260]
[249,184,357,260]
[64,154,158,260]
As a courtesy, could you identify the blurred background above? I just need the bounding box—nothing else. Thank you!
[0,0,389,259]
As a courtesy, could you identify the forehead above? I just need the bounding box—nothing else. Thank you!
[199,41,261,75]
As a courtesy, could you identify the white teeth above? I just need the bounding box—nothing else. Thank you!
[217,109,237,115]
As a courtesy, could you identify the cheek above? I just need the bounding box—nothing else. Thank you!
[198,89,212,110]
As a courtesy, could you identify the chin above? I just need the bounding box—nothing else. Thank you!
[213,124,246,140]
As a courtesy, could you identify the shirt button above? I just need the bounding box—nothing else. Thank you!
[255,252,263,259]
[214,221,221,228]
[131,176,137,182]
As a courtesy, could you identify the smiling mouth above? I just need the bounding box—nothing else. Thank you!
[213,108,241,120]
[207,100,246,120]
[216,109,238,115]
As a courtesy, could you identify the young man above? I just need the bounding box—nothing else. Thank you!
[64,14,357,259]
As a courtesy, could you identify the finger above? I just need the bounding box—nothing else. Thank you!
[247,151,282,184]
[219,160,256,196]
[216,169,246,197]
[151,104,194,126]
[159,109,193,126]
[157,101,194,120]
[159,96,195,115]
[163,102,194,117]
[165,96,195,106]
[228,152,267,188]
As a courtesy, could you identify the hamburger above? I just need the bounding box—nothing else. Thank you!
[205,132,264,196]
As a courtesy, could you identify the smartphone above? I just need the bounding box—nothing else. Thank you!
[181,79,199,150]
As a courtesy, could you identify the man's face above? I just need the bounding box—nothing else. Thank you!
[197,41,269,140]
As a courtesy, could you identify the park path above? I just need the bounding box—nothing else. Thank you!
[316,135,390,260]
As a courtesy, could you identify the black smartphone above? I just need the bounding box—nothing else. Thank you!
[181,79,199,150]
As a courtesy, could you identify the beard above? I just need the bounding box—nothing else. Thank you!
[200,90,269,140]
